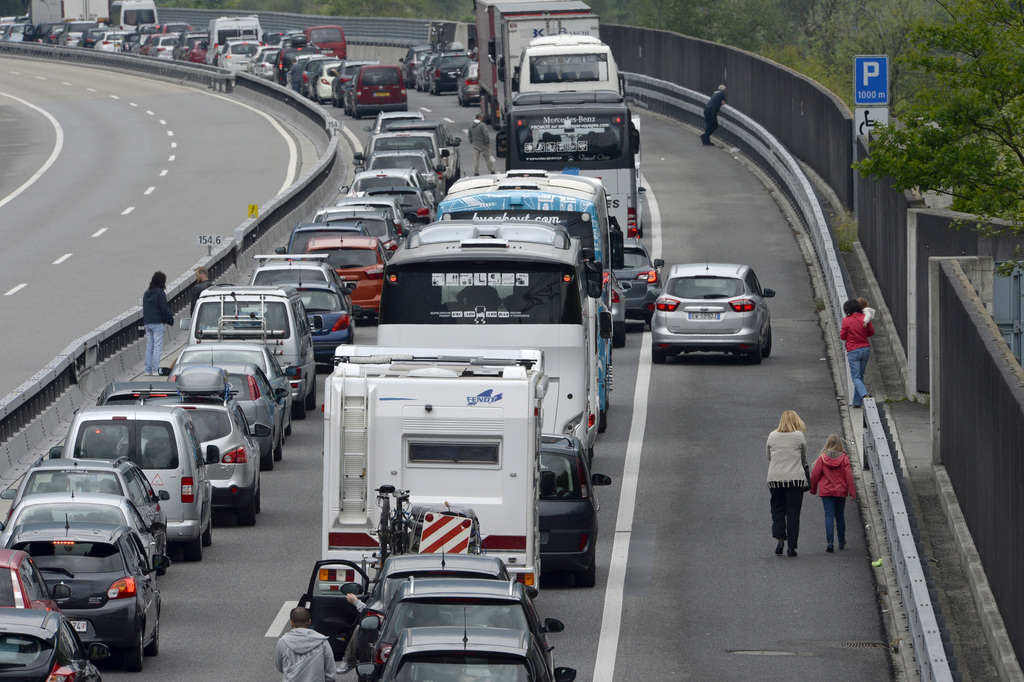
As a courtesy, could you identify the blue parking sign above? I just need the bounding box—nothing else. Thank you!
[854,55,889,105]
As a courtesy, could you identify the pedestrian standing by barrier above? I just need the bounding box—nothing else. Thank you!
[469,112,496,175]
[275,606,336,682]
[840,298,874,407]
[190,266,211,314]
[809,435,856,552]
[766,409,808,557]
[289,59,305,94]
[701,84,727,145]
[142,271,173,376]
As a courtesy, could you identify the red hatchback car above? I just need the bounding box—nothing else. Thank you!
[346,65,407,119]
[304,25,346,59]
[0,549,67,611]
[303,236,386,318]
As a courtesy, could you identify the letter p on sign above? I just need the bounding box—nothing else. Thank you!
[863,62,879,81]
[853,55,889,105]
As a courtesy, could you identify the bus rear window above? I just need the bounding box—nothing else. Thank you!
[513,113,624,162]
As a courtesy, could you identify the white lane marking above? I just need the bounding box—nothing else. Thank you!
[130,102,138,107]
[419,106,432,112]
[166,130,174,137]
[159,119,166,125]
[265,601,299,638]
[35,76,45,80]
[643,173,662,260]
[92,228,107,237]
[110,95,119,99]
[0,91,64,211]
[4,283,27,296]
[171,142,177,148]
[122,207,134,215]
[168,155,175,161]
[52,253,72,265]
[159,169,168,176]
[146,110,154,115]
[9,71,20,75]
[204,91,299,195]
[61,81,72,86]
[87,87,96,92]
[593,174,660,682]
[443,117,454,123]
[342,121,361,152]
[144,186,155,195]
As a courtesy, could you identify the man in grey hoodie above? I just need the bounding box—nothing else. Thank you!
[275,607,336,682]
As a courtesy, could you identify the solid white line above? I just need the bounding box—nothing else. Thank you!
[204,91,299,195]
[35,76,45,80]
[4,283,27,296]
[9,71,20,75]
[144,186,155,195]
[159,170,168,176]
[92,228,107,237]
[643,173,663,261]
[0,91,64,211]
[265,601,299,638]
[122,207,134,215]
[593,173,661,682]
[52,253,72,265]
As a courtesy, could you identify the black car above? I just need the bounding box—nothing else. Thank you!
[0,610,109,682]
[363,186,435,224]
[429,53,471,95]
[277,222,371,255]
[79,26,107,48]
[539,435,612,587]
[613,237,664,328]
[358,578,564,678]
[360,626,576,682]
[11,524,166,672]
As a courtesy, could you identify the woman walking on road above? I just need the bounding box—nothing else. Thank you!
[810,435,856,552]
[142,271,173,376]
[841,298,874,407]
[767,410,809,557]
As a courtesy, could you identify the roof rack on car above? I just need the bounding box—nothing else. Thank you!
[254,254,330,264]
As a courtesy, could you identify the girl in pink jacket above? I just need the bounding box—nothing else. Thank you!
[810,435,856,552]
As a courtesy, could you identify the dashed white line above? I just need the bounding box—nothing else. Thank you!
[110,95,119,99]
[166,130,174,137]
[443,117,454,123]
[159,119,166,125]
[87,88,96,92]
[52,253,72,265]
[265,601,299,638]
[4,284,27,296]
[92,228,107,237]
[168,155,175,161]
[61,81,72,86]
[420,107,432,112]
[35,76,46,80]
[170,142,177,148]
[144,186,155,195]
[159,170,168,177]
[146,110,154,115]
[9,71,20,75]
[130,102,138,107]
[121,207,135,215]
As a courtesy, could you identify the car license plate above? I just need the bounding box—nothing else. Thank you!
[373,91,389,97]
[71,621,88,633]
[688,312,720,320]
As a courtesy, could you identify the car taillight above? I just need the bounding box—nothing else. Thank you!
[331,313,351,332]
[321,77,330,85]
[730,299,756,312]
[317,567,355,587]
[468,78,478,85]
[367,267,384,280]
[107,576,137,599]
[627,207,639,238]
[656,298,680,312]
[578,533,589,551]
[385,240,398,252]
[182,477,194,503]
[589,413,595,428]
[578,459,590,499]
[637,270,658,284]
[248,374,261,400]
[434,68,441,77]
[222,447,247,464]
[394,221,403,235]
[612,289,620,303]
[416,207,430,217]
[376,644,393,664]
[46,663,76,682]
[303,73,309,82]
[515,572,536,586]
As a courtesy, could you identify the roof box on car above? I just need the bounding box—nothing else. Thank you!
[175,366,229,396]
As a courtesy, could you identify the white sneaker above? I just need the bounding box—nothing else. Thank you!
[337,660,353,674]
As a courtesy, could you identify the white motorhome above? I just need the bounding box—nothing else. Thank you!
[206,15,261,65]
[516,35,622,95]
[111,0,156,31]
[322,346,547,588]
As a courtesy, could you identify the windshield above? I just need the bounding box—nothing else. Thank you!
[0,633,48,666]
[17,503,124,527]
[73,420,180,470]
[229,43,258,56]
[437,55,469,70]
[529,52,609,84]
[369,155,430,174]
[187,410,231,441]
[309,27,342,43]
[380,261,582,325]
[621,248,650,269]
[372,136,436,158]
[512,112,625,163]
[354,176,412,193]
[252,269,328,286]
[666,276,742,299]
[318,218,389,239]
[298,290,343,312]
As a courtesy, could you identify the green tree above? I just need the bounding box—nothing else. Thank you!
[855,0,1024,238]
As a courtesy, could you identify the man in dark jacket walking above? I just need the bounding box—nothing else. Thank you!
[142,271,173,376]
[701,84,727,145]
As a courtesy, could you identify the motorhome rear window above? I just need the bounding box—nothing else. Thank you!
[408,442,499,465]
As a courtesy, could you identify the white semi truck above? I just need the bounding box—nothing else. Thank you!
[474,0,599,127]
[321,346,548,588]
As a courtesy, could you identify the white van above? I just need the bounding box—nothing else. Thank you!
[112,0,157,32]
[207,15,261,65]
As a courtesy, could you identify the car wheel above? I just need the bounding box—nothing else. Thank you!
[274,436,283,461]
[237,493,257,526]
[201,515,213,547]
[352,105,360,119]
[144,615,160,656]
[762,325,773,357]
[575,556,597,588]
[285,415,293,436]
[292,396,307,420]
[613,324,626,348]
[652,347,667,364]
[261,445,274,471]
[598,408,607,433]
[305,378,317,410]
[124,628,144,672]
[182,535,202,562]
[255,486,261,514]
[747,340,763,365]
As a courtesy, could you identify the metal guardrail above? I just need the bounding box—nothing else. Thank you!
[623,70,955,682]
[0,41,345,470]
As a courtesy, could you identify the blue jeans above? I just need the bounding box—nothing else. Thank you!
[847,346,870,406]
[821,496,846,547]
[145,323,164,374]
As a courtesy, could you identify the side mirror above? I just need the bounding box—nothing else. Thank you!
[275,388,289,401]
[453,138,461,147]
[355,663,376,678]
[159,366,171,377]
[360,615,381,630]
[555,668,577,682]
[525,585,539,599]
[362,125,371,132]
[312,315,324,331]
[609,220,624,270]
[205,445,220,465]
[275,246,287,254]
[763,288,776,298]
[543,617,565,634]
[497,65,505,81]
[654,258,664,268]
[583,261,603,299]
[87,642,111,662]
[440,149,450,158]
[159,490,171,501]
[178,318,190,331]
[511,72,519,91]
[353,153,364,162]
[435,165,446,173]
[341,582,362,595]
[51,583,71,600]
[48,446,63,460]
[351,304,363,316]
[340,185,351,193]
[592,473,612,486]
[599,311,612,339]
[0,489,16,500]
[354,166,365,174]
[252,423,273,438]
[427,182,437,190]
[150,554,171,573]
[149,521,166,533]
[495,130,507,158]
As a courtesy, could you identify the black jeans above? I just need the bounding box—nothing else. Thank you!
[770,486,806,549]
[704,109,719,139]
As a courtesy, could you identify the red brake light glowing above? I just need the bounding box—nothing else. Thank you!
[730,299,756,312]
[656,298,680,312]
[107,576,137,599]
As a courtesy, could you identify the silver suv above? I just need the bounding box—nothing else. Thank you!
[53,405,217,561]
